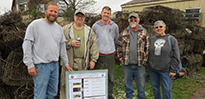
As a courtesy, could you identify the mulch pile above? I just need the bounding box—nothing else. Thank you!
[0,11,33,99]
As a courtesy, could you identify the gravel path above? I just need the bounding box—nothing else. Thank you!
[188,83,205,99]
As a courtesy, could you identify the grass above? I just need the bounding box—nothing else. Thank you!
[113,64,205,99]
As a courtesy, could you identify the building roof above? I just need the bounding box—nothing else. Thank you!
[16,0,66,5]
[17,0,29,5]
[122,0,163,6]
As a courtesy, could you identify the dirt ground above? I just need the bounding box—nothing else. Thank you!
[189,84,205,99]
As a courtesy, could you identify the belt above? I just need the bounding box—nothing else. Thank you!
[99,52,116,56]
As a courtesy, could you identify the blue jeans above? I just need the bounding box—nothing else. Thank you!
[33,62,59,99]
[149,70,172,99]
[122,65,146,99]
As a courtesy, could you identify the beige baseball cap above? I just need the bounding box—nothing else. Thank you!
[74,9,85,16]
[129,12,139,18]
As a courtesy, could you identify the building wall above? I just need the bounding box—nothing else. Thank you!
[122,0,205,27]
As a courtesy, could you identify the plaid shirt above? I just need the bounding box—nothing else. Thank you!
[117,27,150,66]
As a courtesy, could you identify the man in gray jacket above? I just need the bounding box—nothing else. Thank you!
[60,9,99,98]
[92,6,119,99]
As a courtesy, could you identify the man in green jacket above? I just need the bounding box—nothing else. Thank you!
[60,9,99,98]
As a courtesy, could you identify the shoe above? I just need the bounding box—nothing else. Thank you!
[108,96,114,99]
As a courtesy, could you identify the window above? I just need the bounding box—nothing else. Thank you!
[185,8,201,25]
[38,4,45,13]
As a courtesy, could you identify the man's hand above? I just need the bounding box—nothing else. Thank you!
[89,61,95,70]
[169,72,176,77]
[65,65,73,72]
[28,67,37,77]
[71,40,81,48]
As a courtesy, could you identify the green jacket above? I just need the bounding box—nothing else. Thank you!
[61,22,99,70]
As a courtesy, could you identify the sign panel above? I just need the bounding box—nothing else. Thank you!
[66,69,108,99]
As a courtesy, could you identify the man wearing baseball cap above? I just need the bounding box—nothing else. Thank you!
[59,9,99,98]
[116,12,150,99]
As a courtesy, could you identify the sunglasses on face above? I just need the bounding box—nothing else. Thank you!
[155,26,163,29]
[130,19,137,22]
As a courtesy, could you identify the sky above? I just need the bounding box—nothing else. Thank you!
[94,0,131,13]
[0,0,131,15]
[0,0,12,15]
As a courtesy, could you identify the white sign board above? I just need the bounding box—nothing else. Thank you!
[66,69,108,99]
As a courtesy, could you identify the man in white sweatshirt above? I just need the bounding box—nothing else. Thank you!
[22,2,72,99]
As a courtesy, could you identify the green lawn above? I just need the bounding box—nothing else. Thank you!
[113,65,205,99]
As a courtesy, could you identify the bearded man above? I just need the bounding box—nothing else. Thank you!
[22,2,71,99]
[116,12,150,99]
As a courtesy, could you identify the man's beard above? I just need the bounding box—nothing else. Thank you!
[130,22,137,28]
[46,14,57,23]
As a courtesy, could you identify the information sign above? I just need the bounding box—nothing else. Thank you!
[66,69,108,99]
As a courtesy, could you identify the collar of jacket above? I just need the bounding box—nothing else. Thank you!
[122,27,144,36]
[66,22,90,30]
[96,19,114,26]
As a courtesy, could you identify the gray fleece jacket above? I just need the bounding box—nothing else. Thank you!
[92,20,119,54]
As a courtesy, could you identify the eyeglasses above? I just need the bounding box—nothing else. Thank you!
[155,26,163,29]
[130,19,137,22]
[76,15,85,18]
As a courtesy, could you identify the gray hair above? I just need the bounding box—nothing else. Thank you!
[154,20,166,28]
